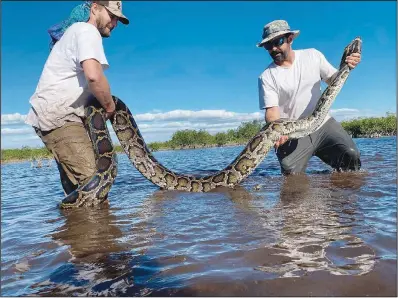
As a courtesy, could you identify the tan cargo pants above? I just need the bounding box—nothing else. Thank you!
[35,121,96,195]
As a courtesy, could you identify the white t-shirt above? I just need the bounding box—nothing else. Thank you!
[258,48,337,128]
[25,22,109,131]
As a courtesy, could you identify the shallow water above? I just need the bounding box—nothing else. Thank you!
[1,137,397,296]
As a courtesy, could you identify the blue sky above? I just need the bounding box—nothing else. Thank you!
[1,1,396,149]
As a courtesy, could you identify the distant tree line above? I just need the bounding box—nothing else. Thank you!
[147,120,264,151]
[148,113,397,151]
[1,146,52,162]
[340,112,396,138]
[1,114,396,162]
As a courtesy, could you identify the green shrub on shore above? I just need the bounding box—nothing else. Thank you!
[1,146,52,162]
[161,120,264,149]
[341,112,397,137]
[2,114,396,162]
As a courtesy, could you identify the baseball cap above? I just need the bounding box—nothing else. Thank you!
[95,0,129,25]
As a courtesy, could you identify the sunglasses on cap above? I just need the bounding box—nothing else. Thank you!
[263,35,289,51]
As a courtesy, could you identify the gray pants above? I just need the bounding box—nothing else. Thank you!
[275,117,361,175]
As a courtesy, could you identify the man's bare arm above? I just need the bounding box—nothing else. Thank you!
[81,59,115,116]
[265,106,281,122]
[265,106,288,148]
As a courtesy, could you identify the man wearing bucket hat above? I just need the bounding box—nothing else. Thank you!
[257,20,362,175]
[25,1,129,197]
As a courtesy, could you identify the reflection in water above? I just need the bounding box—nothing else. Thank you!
[253,173,376,277]
[142,172,377,290]
[54,206,125,260]
[31,203,162,296]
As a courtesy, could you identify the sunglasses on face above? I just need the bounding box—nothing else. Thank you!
[263,36,287,51]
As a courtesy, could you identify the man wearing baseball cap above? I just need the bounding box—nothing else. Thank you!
[257,20,362,175]
[96,1,129,25]
[25,1,129,203]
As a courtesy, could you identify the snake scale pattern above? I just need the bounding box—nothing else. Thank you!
[59,37,361,208]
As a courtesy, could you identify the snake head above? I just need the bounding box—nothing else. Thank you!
[339,36,362,70]
[352,36,362,54]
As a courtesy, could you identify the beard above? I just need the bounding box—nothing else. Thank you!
[98,28,111,38]
[270,50,287,63]
[96,18,112,37]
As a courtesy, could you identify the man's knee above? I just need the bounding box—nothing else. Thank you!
[75,154,96,185]
[280,157,307,175]
[347,146,361,169]
[57,144,96,191]
[337,146,361,171]
[69,144,97,185]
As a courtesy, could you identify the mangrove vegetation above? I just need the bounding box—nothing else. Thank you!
[340,112,397,138]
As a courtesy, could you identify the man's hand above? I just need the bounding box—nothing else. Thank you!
[265,107,289,148]
[275,135,289,149]
[105,111,115,120]
[345,52,361,69]
[104,101,116,120]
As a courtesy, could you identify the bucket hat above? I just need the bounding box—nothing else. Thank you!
[257,20,299,47]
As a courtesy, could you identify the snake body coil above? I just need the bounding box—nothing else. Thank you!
[60,37,361,208]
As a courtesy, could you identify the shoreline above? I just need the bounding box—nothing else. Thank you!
[149,142,244,152]
[0,143,245,165]
[1,135,395,165]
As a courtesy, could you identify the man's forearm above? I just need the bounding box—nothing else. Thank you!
[265,107,281,123]
[87,75,115,113]
[265,106,288,147]
[265,113,280,123]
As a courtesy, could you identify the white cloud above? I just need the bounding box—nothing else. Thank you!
[330,108,385,121]
[136,121,247,131]
[1,113,27,125]
[149,109,163,113]
[330,108,360,120]
[1,127,34,135]
[135,109,262,123]
[1,109,262,126]
[330,108,359,113]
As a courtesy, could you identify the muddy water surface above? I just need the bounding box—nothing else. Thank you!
[1,137,396,296]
